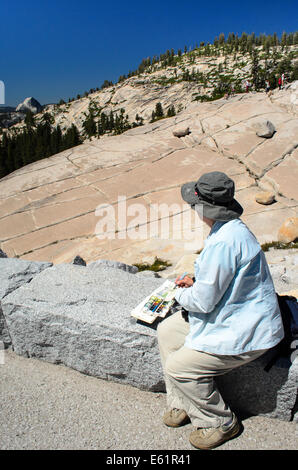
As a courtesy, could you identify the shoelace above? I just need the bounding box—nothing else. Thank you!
[200,427,213,437]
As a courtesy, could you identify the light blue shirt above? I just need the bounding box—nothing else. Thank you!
[175,219,284,355]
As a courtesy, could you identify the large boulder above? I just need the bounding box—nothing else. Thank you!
[0,258,52,345]
[278,217,298,243]
[255,191,275,205]
[1,260,297,421]
[1,263,164,391]
[217,355,298,421]
[173,127,191,138]
[252,118,276,138]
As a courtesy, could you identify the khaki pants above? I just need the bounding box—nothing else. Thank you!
[157,311,268,428]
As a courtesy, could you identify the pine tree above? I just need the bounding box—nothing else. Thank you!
[251,49,261,90]
[167,105,176,117]
[63,124,81,148]
[219,33,225,45]
[25,110,35,128]
[82,111,96,138]
[155,102,164,118]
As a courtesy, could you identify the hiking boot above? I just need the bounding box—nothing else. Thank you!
[163,408,191,427]
[189,413,240,449]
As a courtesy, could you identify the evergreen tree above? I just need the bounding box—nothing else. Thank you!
[108,111,114,131]
[219,33,225,45]
[287,33,294,45]
[0,133,8,177]
[251,49,262,90]
[82,111,96,138]
[101,80,113,89]
[167,105,176,117]
[63,124,81,148]
[155,102,164,118]
[25,110,35,128]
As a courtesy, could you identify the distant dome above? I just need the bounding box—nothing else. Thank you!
[16,97,42,114]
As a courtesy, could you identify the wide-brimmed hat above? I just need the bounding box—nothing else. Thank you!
[181,171,243,221]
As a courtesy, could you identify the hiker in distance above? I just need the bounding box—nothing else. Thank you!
[157,171,284,450]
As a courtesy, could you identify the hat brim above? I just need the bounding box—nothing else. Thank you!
[181,181,243,221]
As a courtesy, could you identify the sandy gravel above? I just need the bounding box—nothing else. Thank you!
[0,349,297,451]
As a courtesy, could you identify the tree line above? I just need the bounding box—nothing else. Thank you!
[0,112,81,178]
[82,102,176,138]
[115,31,298,81]
[82,107,144,138]
[0,101,177,177]
[57,31,297,107]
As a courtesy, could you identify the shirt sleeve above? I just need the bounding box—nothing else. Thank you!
[174,241,237,313]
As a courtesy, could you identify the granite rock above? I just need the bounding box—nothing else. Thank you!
[1,258,297,420]
[1,264,164,391]
[1,86,298,265]
[253,119,276,138]
[278,217,298,243]
[217,355,298,421]
[15,97,42,114]
[0,258,52,345]
[173,127,191,137]
[255,191,275,205]
[73,255,87,266]
[88,259,138,274]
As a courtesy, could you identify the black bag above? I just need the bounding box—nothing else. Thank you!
[264,294,298,371]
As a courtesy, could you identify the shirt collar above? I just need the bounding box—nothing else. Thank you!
[209,220,227,237]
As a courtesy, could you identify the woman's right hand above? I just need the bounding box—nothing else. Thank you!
[175,275,194,288]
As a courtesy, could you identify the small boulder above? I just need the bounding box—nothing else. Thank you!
[73,255,87,266]
[255,191,275,205]
[173,127,191,138]
[278,217,298,243]
[0,249,8,258]
[252,119,276,138]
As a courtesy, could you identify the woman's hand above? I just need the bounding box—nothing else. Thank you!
[175,275,194,288]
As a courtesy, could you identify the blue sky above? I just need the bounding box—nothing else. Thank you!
[1,0,297,107]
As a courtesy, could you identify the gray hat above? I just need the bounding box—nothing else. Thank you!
[181,171,243,221]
